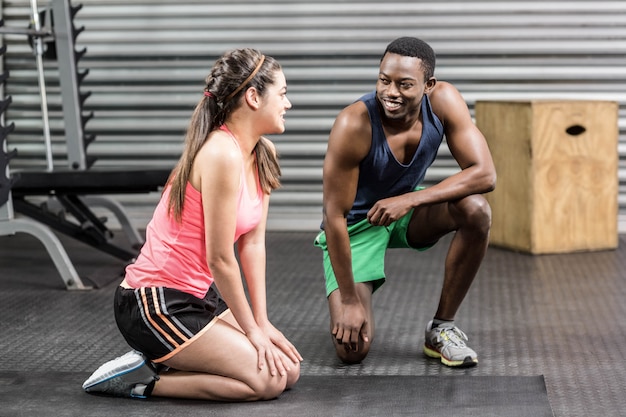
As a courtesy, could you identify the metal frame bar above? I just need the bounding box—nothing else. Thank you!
[0,217,90,290]
[12,196,137,261]
[50,0,87,170]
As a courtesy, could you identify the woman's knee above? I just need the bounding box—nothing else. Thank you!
[285,359,301,389]
[248,374,289,400]
[255,359,301,398]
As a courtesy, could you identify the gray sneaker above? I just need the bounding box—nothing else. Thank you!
[423,320,478,367]
[82,350,159,398]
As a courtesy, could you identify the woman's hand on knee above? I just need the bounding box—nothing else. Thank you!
[261,322,303,366]
[246,327,279,375]
[246,326,296,379]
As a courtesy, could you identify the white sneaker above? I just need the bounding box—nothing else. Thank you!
[82,350,158,398]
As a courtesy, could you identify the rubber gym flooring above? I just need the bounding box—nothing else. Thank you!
[1,229,625,416]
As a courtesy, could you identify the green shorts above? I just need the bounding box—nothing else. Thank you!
[314,208,431,297]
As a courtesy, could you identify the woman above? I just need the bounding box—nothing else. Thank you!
[83,48,302,401]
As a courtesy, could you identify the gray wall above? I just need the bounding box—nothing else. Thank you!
[2,0,625,231]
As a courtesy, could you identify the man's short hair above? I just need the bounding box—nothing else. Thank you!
[383,37,436,79]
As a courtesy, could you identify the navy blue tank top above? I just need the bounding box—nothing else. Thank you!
[346,91,444,224]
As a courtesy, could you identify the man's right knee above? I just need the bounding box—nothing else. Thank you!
[337,351,367,365]
[336,348,369,365]
[332,336,371,364]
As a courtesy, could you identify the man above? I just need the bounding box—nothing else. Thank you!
[315,37,496,367]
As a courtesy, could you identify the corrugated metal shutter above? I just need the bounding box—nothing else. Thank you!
[2,0,625,232]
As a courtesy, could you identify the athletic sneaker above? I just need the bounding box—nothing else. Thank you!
[82,350,159,398]
[423,320,478,367]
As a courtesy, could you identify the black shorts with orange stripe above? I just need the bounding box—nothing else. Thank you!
[114,285,229,363]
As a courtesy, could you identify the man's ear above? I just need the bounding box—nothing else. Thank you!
[245,87,261,109]
[425,77,437,94]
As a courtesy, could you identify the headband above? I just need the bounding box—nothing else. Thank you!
[223,55,266,102]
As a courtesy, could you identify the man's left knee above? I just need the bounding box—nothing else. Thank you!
[456,195,492,231]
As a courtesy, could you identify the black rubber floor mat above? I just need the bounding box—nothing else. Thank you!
[2,231,626,417]
[0,373,553,417]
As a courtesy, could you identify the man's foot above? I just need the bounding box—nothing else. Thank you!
[82,350,159,398]
[423,320,478,367]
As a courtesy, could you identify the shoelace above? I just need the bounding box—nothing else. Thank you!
[437,326,469,348]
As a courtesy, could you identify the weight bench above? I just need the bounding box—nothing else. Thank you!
[2,168,170,290]
[11,168,170,257]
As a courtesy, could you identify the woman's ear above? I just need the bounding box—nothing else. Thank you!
[245,87,261,110]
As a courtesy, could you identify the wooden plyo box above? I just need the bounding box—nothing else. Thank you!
[475,100,619,254]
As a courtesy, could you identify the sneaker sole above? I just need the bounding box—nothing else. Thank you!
[83,356,148,390]
[423,344,478,368]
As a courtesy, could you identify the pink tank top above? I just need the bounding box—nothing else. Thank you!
[124,126,264,299]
